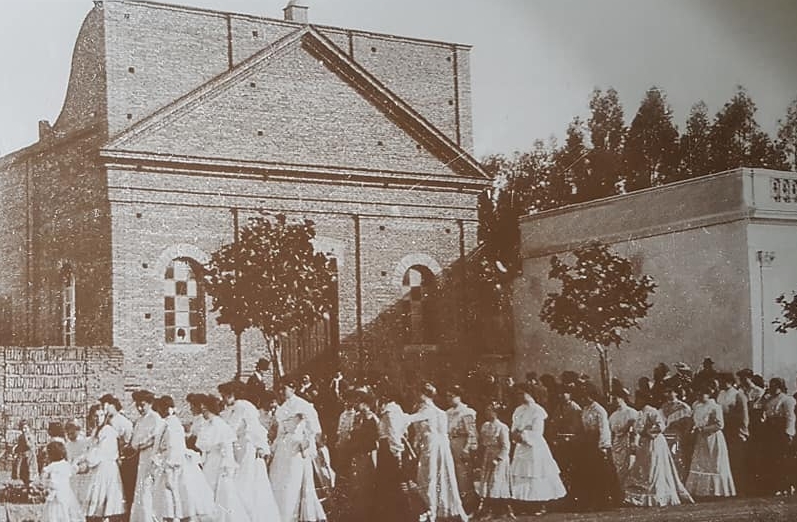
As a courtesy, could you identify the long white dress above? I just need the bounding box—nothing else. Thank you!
[270,394,327,522]
[42,460,83,522]
[196,414,252,522]
[65,434,91,515]
[408,400,469,521]
[221,399,282,522]
[152,414,216,520]
[130,409,165,522]
[82,424,126,518]
[685,399,736,497]
[510,402,567,502]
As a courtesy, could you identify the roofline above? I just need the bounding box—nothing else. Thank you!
[0,122,105,167]
[519,167,762,223]
[99,149,490,191]
[111,0,473,49]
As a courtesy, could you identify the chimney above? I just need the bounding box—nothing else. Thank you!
[283,0,308,24]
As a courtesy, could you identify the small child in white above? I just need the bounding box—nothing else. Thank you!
[41,440,83,522]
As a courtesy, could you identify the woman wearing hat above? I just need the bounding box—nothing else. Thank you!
[685,383,736,498]
[623,394,693,507]
[660,380,693,481]
[406,382,468,521]
[129,390,165,522]
[270,380,326,522]
[760,377,796,496]
[218,381,281,522]
[510,382,567,515]
[608,388,638,488]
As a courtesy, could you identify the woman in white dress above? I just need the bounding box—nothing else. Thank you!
[151,395,216,521]
[195,394,252,522]
[79,404,126,522]
[129,390,165,522]
[685,385,736,497]
[510,383,567,515]
[219,381,282,522]
[64,419,91,515]
[41,441,83,522]
[407,383,468,522]
[270,381,327,522]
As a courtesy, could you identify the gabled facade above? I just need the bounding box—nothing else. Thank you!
[0,0,490,399]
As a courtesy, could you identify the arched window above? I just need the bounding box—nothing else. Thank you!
[61,266,76,346]
[164,258,206,344]
[402,265,437,345]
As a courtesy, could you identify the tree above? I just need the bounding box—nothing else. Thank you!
[540,242,657,395]
[624,87,679,190]
[678,101,712,180]
[777,97,797,171]
[552,116,586,204]
[708,86,785,172]
[203,211,337,386]
[580,88,626,200]
[774,292,797,334]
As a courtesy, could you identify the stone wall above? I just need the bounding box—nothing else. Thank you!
[1,346,124,445]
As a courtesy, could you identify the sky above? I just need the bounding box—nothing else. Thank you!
[1,0,796,159]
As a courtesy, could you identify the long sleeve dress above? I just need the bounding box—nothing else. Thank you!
[270,394,327,522]
[129,409,165,522]
[196,414,252,522]
[42,460,83,522]
[447,403,479,499]
[509,402,567,503]
[152,413,216,520]
[478,419,512,500]
[623,406,693,507]
[660,399,693,480]
[342,411,379,521]
[685,399,735,497]
[65,434,91,514]
[221,399,282,522]
[82,424,126,518]
[407,400,468,522]
[609,404,639,487]
[760,392,796,495]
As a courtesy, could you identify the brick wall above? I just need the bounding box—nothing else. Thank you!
[1,346,124,446]
[100,1,472,148]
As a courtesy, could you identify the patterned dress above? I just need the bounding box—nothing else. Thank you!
[686,399,735,497]
[624,406,693,507]
[510,402,567,502]
[447,403,479,498]
[478,419,511,499]
[408,399,468,521]
[660,398,693,480]
[609,404,638,487]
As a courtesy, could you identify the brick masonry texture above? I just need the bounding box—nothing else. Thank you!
[1,346,124,445]
[0,0,488,403]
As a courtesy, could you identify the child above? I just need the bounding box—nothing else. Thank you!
[41,440,84,522]
[477,402,515,519]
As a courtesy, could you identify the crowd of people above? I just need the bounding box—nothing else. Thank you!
[10,355,797,521]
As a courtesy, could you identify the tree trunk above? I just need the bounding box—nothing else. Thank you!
[596,343,613,400]
[263,334,282,392]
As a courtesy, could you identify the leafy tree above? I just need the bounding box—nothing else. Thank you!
[678,101,712,180]
[775,293,797,334]
[203,211,337,386]
[708,86,785,172]
[540,242,657,395]
[580,88,626,201]
[552,116,587,204]
[624,87,679,190]
[777,97,797,171]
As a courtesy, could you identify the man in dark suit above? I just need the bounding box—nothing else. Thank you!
[245,358,271,405]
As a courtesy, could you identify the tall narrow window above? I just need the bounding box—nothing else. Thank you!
[62,266,76,346]
[402,265,436,345]
[164,258,206,344]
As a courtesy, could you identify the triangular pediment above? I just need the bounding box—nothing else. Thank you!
[106,28,487,180]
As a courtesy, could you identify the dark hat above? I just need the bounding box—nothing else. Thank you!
[736,368,754,379]
[255,358,270,371]
[703,357,714,365]
[131,389,156,404]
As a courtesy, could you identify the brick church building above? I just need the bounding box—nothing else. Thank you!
[0,0,490,399]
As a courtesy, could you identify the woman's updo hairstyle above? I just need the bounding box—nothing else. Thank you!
[420,382,437,399]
